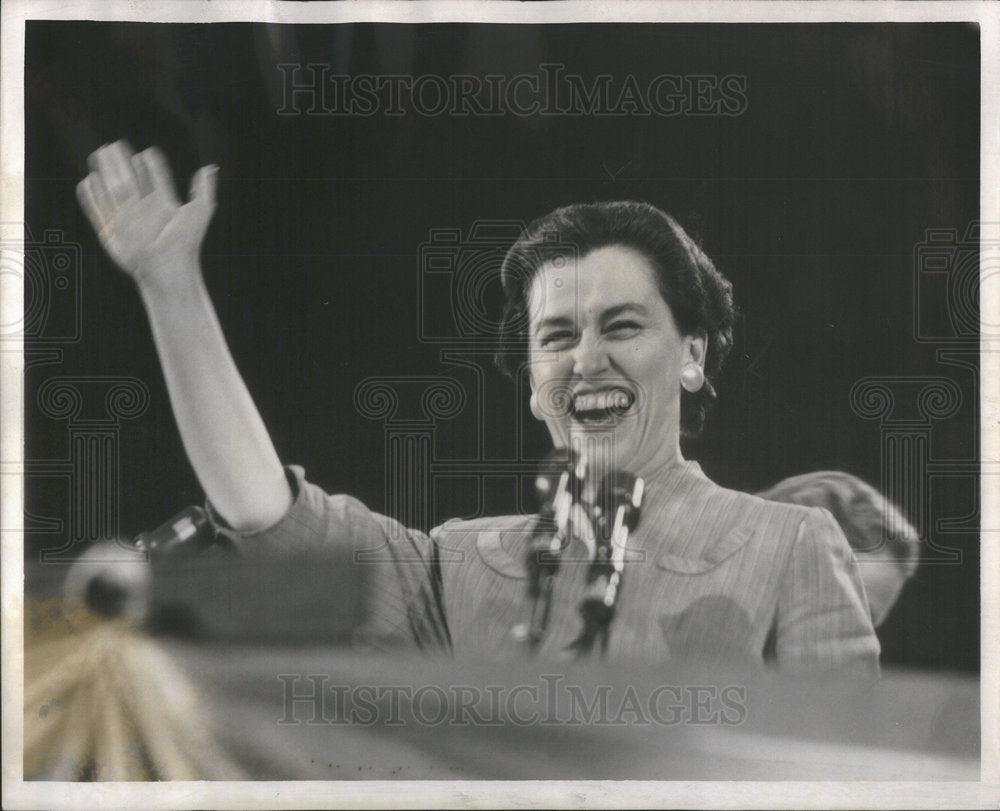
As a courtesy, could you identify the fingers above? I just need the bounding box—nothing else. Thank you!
[88,141,140,207]
[137,147,181,207]
[78,141,186,229]
[75,174,108,231]
[188,164,219,207]
[77,141,147,230]
[77,141,219,250]
[130,151,155,198]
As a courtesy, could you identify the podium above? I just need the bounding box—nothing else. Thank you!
[23,547,980,781]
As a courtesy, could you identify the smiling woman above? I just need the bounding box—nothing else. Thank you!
[525,245,698,477]
[498,201,736,446]
[76,142,880,673]
[497,201,736,490]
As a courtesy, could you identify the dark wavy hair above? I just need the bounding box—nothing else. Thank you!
[494,201,737,439]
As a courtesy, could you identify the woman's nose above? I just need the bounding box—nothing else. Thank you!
[572,331,609,377]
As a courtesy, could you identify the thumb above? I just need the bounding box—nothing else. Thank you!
[188,164,219,207]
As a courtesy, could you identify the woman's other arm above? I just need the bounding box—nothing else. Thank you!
[77,141,291,531]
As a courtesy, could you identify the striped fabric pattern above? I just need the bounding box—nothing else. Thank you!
[217,462,880,673]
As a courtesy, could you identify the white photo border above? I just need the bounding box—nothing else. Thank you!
[2,1,997,808]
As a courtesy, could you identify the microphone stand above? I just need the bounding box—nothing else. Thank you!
[524,450,583,654]
[568,471,644,658]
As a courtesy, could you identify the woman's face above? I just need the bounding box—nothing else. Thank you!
[526,244,705,479]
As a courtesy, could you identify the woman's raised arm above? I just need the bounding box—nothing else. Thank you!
[77,140,292,531]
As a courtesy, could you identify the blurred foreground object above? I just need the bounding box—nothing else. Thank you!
[161,646,979,780]
[758,471,920,626]
[25,524,363,780]
[61,540,152,627]
[24,532,974,781]
[24,597,246,780]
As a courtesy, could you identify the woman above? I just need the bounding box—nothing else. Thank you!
[76,141,880,672]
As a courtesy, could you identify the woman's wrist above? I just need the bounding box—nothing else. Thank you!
[136,258,208,309]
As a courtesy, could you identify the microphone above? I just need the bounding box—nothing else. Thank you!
[133,505,219,557]
[569,470,644,657]
[523,448,583,652]
[63,506,216,624]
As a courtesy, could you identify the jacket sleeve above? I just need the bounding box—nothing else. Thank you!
[205,465,450,653]
[774,506,881,675]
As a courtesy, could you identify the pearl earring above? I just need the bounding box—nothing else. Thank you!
[529,392,543,419]
[680,362,705,393]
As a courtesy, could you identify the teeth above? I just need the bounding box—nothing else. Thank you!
[572,389,633,416]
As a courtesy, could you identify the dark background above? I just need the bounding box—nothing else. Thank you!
[24,22,980,671]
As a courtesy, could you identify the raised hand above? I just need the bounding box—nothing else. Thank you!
[77,141,218,292]
[74,139,291,531]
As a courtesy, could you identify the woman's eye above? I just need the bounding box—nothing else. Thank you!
[607,321,641,336]
[540,331,575,347]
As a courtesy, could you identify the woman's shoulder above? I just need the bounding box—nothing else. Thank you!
[431,514,538,577]
[686,473,849,558]
[705,481,858,575]
[431,512,536,541]
[695,471,822,526]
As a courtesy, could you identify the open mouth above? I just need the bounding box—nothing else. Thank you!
[570,388,635,424]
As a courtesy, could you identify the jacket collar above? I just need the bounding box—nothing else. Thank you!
[475,459,756,578]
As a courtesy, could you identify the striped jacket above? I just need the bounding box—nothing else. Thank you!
[218,461,880,673]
